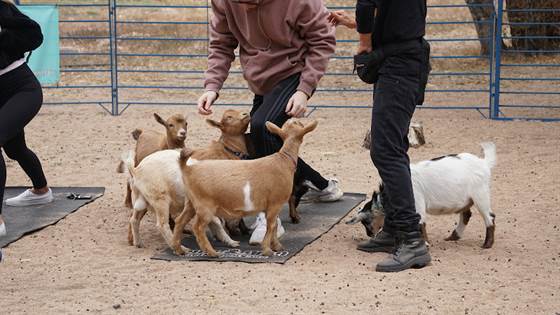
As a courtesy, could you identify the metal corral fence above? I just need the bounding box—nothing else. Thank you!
[14,0,560,121]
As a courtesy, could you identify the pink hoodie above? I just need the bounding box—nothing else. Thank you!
[204,0,336,96]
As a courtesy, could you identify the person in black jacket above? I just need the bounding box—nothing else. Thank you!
[0,0,53,246]
[330,1,431,272]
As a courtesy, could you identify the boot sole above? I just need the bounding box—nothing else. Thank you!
[375,253,432,273]
[356,246,394,253]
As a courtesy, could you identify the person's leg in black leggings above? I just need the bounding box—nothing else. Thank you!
[249,74,329,190]
[0,65,47,216]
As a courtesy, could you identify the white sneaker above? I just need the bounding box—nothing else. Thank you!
[301,178,344,202]
[249,212,285,245]
[5,188,54,207]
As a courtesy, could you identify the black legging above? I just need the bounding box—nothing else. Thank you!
[0,64,47,214]
[250,73,329,190]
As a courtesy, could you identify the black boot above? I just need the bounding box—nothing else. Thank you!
[375,231,431,272]
[357,230,396,253]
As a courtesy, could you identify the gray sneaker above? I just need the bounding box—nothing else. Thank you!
[301,178,343,202]
[376,232,431,272]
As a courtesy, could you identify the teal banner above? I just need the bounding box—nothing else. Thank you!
[18,5,60,85]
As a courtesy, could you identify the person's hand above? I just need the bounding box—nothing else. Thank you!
[357,33,373,54]
[286,91,308,118]
[328,10,356,29]
[197,91,218,115]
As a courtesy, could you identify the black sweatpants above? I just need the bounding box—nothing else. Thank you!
[370,54,424,235]
[250,73,328,190]
[0,64,47,214]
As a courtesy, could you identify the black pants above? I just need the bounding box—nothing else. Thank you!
[0,64,47,214]
[250,73,328,190]
[370,62,423,235]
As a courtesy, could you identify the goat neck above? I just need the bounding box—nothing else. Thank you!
[166,136,185,149]
[277,135,301,171]
[219,135,249,159]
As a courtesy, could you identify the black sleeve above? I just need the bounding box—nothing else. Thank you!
[355,0,378,34]
[0,4,44,53]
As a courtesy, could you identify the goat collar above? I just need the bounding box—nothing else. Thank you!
[221,140,250,160]
[279,151,298,170]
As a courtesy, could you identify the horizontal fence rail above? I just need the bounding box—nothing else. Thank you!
[14,0,560,121]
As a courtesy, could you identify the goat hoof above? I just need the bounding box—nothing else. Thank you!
[272,244,283,252]
[290,216,301,224]
[445,231,460,241]
[482,241,493,249]
[173,245,189,256]
[229,241,240,248]
[134,241,144,248]
[207,250,220,258]
[262,248,273,256]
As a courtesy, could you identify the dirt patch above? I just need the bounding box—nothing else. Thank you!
[1,105,559,314]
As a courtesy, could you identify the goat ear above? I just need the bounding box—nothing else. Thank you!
[265,121,286,139]
[154,113,166,126]
[206,119,222,129]
[301,120,318,135]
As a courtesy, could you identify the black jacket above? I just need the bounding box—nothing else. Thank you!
[356,0,426,48]
[0,2,43,69]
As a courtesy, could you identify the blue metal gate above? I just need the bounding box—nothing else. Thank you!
[14,0,560,121]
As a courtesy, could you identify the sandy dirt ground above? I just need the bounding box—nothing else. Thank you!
[1,104,559,314]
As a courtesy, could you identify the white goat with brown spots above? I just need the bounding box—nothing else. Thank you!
[347,142,497,248]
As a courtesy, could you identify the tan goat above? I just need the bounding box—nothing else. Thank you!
[171,119,318,257]
[117,113,188,208]
[123,110,251,251]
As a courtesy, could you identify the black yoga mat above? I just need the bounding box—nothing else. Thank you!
[1,187,104,248]
[152,192,366,264]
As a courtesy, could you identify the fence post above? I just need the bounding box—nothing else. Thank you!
[491,0,504,119]
[108,0,119,115]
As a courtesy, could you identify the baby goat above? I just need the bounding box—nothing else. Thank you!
[347,142,497,248]
[171,119,318,257]
[123,110,251,251]
[117,113,188,208]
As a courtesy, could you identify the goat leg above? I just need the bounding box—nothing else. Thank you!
[420,223,430,245]
[238,218,250,235]
[129,209,147,248]
[289,181,309,224]
[482,213,496,249]
[171,201,195,255]
[446,209,472,241]
[125,183,133,208]
[193,213,219,257]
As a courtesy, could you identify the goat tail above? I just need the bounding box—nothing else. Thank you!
[178,147,195,171]
[116,150,134,174]
[481,142,497,169]
[131,129,142,141]
[120,150,136,178]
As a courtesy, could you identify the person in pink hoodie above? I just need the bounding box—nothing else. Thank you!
[197,0,343,244]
